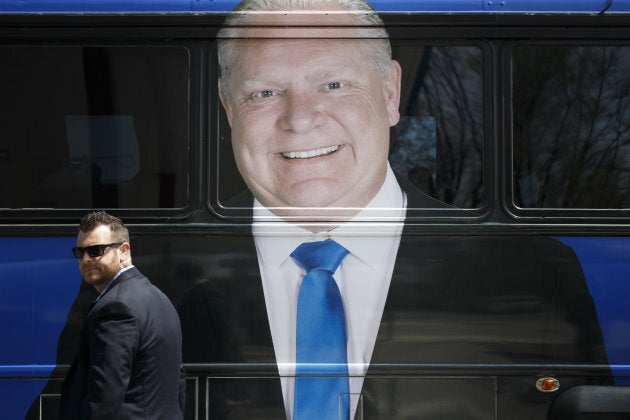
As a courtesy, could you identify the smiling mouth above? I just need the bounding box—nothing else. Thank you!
[281,145,340,159]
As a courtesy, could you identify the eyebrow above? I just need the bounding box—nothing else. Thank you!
[239,65,356,88]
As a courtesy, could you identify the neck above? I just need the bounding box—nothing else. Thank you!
[271,207,362,233]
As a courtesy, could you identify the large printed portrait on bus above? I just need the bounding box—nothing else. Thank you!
[211,39,486,220]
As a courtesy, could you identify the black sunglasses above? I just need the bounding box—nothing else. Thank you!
[72,242,123,259]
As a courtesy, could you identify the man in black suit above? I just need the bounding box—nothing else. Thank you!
[177,0,610,418]
[60,211,185,419]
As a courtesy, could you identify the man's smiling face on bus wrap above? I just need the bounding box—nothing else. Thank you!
[219,11,401,221]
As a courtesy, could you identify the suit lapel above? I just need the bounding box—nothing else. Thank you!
[228,228,284,418]
[237,229,277,363]
[362,178,449,417]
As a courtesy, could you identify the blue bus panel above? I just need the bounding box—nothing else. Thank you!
[2,235,629,418]
[556,237,630,386]
[0,238,79,420]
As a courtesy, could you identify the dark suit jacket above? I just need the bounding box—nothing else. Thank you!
[60,267,185,420]
[176,183,610,419]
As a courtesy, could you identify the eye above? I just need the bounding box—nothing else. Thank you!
[253,89,277,99]
[326,81,342,90]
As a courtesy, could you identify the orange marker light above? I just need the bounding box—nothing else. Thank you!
[536,377,560,393]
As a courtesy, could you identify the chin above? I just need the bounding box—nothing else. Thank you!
[285,198,342,211]
[280,193,362,219]
[281,181,350,207]
[83,275,102,286]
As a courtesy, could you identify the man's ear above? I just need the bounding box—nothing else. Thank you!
[120,242,130,251]
[219,90,233,127]
[384,60,402,127]
[119,242,131,262]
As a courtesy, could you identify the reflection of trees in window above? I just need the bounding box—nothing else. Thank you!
[392,46,484,209]
[513,45,630,209]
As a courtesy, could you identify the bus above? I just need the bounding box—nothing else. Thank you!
[1,0,629,418]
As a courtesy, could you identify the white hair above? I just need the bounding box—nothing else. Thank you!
[217,0,392,96]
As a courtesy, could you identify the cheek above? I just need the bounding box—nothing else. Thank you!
[335,96,391,148]
[231,111,272,153]
[104,252,121,270]
[232,135,263,177]
[232,106,285,159]
[337,105,391,177]
[230,128,276,190]
[357,137,390,174]
[335,89,390,127]
[230,125,257,168]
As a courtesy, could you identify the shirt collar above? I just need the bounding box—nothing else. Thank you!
[253,164,405,270]
[94,265,134,302]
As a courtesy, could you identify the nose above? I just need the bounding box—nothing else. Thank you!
[280,91,324,134]
[80,252,93,262]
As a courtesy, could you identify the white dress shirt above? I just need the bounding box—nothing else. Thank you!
[253,164,406,419]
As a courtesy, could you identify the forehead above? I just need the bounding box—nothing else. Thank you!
[230,38,376,93]
[228,13,377,78]
[235,37,363,68]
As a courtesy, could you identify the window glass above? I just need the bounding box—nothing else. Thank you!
[215,43,485,213]
[512,45,630,209]
[392,45,484,209]
[0,46,190,210]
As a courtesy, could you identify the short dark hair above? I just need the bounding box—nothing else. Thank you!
[78,211,129,243]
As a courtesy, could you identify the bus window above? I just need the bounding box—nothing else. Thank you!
[392,44,484,210]
[0,45,191,211]
[512,44,630,210]
[213,43,485,215]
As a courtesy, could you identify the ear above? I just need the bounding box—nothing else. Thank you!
[383,60,402,127]
[119,242,131,263]
[219,89,234,127]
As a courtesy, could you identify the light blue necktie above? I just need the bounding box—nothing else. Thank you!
[291,239,350,420]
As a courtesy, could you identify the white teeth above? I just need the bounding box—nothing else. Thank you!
[282,145,339,159]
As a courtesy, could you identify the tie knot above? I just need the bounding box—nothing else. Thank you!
[291,239,349,274]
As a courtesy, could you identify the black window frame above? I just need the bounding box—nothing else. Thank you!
[503,39,630,223]
[0,36,202,223]
[207,35,493,224]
